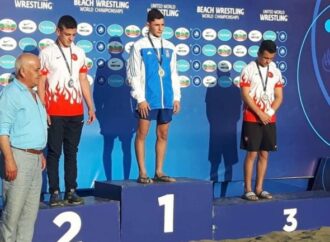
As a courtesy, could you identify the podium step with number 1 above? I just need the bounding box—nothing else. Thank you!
[95,178,213,242]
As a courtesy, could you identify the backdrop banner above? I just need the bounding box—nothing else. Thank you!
[1,0,329,193]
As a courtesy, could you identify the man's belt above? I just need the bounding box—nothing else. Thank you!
[12,147,43,155]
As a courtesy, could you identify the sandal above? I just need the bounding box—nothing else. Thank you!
[257,191,273,199]
[242,191,259,201]
[153,175,176,182]
[137,176,153,184]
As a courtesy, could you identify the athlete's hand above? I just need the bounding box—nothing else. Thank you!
[138,101,150,119]
[173,101,180,114]
[259,112,271,125]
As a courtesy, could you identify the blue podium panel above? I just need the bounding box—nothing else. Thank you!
[95,178,213,242]
[33,197,120,242]
[213,191,330,240]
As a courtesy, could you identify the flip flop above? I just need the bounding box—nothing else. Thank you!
[257,191,273,199]
[137,176,153,184]
[153,175,176,182]
[242,191,259,201]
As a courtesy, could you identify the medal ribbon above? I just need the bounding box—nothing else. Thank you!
[56,40,73,77]
[148,34,163,66]
[256,60,269,92]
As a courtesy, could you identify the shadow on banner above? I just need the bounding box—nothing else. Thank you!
[93,37,136,180]
[205,69,241,197]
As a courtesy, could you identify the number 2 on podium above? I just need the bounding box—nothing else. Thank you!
[158,194,174,233]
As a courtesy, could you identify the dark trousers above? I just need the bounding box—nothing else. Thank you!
[47,115,84,194]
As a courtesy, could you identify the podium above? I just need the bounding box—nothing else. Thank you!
[95,178,213,242]
[213,190,330,240]
[32,197,120,242]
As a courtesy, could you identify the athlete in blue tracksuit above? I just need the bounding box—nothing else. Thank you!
[127,8,181,184]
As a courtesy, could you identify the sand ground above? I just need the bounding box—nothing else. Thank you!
[191,226,330,242]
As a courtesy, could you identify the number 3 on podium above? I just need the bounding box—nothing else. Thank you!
[283,208,298,232]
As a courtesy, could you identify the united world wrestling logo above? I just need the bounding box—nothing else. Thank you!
[297,1,330,146]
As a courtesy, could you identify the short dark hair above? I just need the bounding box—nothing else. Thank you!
[57,15,77,30]
[258,40,277,54]
[147,8,164,22]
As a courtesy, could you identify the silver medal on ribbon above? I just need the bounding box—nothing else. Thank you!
[68,78,74,88]
[158,66,165,78]
[262,93,269,101]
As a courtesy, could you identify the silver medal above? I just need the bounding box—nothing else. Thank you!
[68,78,74,88]
[262,93,269,101]
[158,66,165,77]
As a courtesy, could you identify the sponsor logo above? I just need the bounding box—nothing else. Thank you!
[248,30,262,42]
[175,43,190,56]
[217,60,232,72]
[277,61,287,72]
[0,55,16,69]
[97,76,106,85]
[96,41,106,52]
[77,22,93,36]
[218,76,232,88]
[162,27,174,40]
[192,28,201,40]
[97,59,106,68]
[278,31,288,42]
[203,76,217,88]
[175,27,190,40]
[0,73,14,86]
[282,75,287,87]
[233,45,247,57]
[192,44,201,55]
[19,37,37,51]
[248,45,259,57]
[141,26,149,37]
[19,20,37,34]
[108,41,124,54]
[85,57,93,69]
[217,45,232,57]
[192,60,201,71]
[108,58,124,71]
[38,21,56,35]
[108,74,124,87]
[107,24,124,37]
[263,30,277,41]
[179,75,190,88]
[87,74,94,85]
[278,46,288,57]
[202,28,217,41]
[76,40,93,53]
[202,44,216,57]
[96,24,106,35]
[124,41,134,54]
[0,19,17,33]
[125,25,141,38]
[177,59,190,72]
[322,49,330,72]
[233,60,247,73]
[0,37,17,51]
[218,29,232,41]
[233,29,247,42]
[38,38,54,50]
[233,76,241,87]
[192,76,202,87]
[202,60,217,72]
